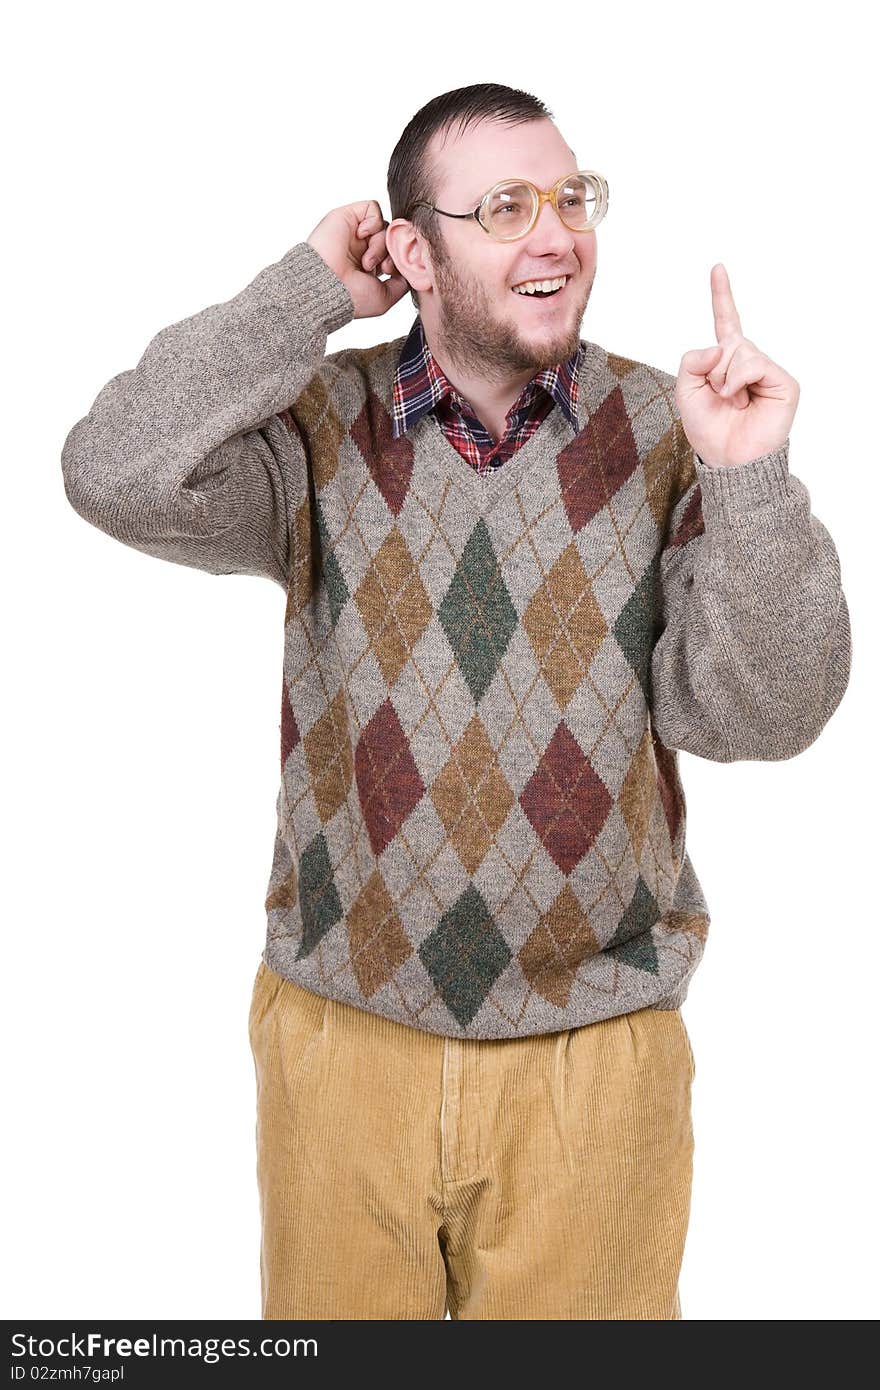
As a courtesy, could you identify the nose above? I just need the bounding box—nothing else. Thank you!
[526,195,576,250]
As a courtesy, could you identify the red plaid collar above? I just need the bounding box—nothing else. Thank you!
[391,315,584,477]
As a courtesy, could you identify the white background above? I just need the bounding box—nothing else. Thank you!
[4,0,875,1321]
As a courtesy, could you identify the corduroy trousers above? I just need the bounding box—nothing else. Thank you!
[248,958,695,1320]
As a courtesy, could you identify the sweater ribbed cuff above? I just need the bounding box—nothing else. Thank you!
[693,437,792,524]
[278,240,356,335]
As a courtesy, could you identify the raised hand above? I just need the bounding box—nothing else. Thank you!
[675,264,799,468]
[307,200,411,321]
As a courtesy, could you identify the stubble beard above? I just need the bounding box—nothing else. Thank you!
[429,236,592,385]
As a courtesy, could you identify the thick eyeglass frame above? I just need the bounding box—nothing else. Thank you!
[407,169,609,242]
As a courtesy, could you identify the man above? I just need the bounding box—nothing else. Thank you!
[61,83,851,1320]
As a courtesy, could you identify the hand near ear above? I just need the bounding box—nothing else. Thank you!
[307,201,410,320]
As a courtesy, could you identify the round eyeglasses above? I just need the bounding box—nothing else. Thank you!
[407,170,609,243]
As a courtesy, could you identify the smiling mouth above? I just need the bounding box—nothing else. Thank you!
[511,276,570,300]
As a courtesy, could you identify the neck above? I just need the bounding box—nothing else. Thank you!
[422,328,539,445]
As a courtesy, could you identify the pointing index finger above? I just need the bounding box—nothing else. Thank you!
[711,262,743,342]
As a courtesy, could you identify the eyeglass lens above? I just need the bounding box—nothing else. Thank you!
[486,174,600,239]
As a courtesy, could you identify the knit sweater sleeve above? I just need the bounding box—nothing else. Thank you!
[60,241,355,589]
[648,430,852,762]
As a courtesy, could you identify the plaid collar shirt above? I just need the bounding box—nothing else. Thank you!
[391,315,585,477]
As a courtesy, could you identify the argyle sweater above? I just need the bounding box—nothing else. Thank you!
[60,240,852,1039]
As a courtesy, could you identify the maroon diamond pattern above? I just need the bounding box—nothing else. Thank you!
[558,386,640,532]
[519,723,613,875]
[652,727,684,849]
[350,391,415,516]
[355,698,426,856]
[666,484,705,551]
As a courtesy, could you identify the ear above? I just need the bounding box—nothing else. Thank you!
[385,218,432,294]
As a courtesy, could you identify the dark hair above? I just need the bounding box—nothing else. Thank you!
[387,83,556,312]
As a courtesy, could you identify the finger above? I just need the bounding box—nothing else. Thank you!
[717,340,751,388]
[679,344,724,389]
[357,205,388,237]
[377,270,411,308]
[361,229,389,270]
[721,352,775,401]
[707,344,734,393]
[711,263,744,343]
[708,335,761,394]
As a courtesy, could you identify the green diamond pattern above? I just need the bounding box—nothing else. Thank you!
[613,554,660,699]
[419,884,513,1027]
[296,832,343,958]
[439,519,518,702]
[316,497,350,628]
[604,876,661,975]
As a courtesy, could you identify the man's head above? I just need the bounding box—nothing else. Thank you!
[386,84,599,382]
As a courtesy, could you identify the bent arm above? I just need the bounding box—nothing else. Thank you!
[60,241,354,588]
[650,439,852,762]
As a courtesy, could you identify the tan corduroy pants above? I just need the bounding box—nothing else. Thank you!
[248,959,695,1320]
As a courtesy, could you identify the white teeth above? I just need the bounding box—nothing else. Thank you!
[512,276,567,295]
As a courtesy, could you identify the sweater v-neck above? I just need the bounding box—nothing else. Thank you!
[401,338,607,517]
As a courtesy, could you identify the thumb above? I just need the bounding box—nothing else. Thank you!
[378,270,412,309]
[679,344,723,386]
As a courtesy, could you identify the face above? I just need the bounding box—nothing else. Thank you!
[404,118,598,381]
